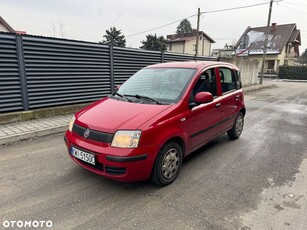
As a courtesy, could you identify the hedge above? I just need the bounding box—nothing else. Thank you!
[279,66,307,80]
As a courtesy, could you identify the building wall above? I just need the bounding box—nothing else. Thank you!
[167,36,212,56]
[202,39,211,56]
[0,23,10,32]
[221,58,260,86]
[167,42,185,53]
[184,39,196,55]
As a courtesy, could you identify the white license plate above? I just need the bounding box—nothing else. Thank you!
[71,147,95,165]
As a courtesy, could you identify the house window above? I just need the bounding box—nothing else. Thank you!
[267,60,275,70]
[169,44,172,51]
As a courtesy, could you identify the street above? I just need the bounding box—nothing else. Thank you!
[1,81,306,230]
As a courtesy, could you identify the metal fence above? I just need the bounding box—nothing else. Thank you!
[0,32,214,113]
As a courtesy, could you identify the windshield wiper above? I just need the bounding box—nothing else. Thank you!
[112,92,132,102]
[125,94,162,104]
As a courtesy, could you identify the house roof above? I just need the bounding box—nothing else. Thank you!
[235,23,301,55]
[0,16,15,33]
[166,30,215,44]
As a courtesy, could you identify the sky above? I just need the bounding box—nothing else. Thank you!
[0,0,306,54]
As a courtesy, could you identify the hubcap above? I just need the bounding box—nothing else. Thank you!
[235,116,243,135]
[162,148,180,179]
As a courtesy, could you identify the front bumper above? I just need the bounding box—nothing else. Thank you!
[64,131,158,182]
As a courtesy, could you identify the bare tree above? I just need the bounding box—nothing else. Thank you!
[49,21,66,38]
[49,22,57,37]
[58,21,65,38]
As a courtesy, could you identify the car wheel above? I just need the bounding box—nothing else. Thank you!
[227,112,244,140]
[151,142,183,186]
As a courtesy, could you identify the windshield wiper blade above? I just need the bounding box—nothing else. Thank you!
[112,92,132,102]
[125,94,161,104]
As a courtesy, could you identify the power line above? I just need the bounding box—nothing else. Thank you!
[201,1,277,14]
[277,2,307,15]
[126,1,281,38]
[126,14,197,37]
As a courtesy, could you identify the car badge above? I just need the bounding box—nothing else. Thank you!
[84,129,90,138]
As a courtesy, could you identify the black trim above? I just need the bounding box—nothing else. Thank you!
[105,166,126,175]
[106,154,148,162]
[191,113,237,138]
[72,123,114,143]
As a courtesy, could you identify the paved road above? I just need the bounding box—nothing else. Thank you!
[1,81,306,230]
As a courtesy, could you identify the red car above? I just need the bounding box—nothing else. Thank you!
[64,61,245,186]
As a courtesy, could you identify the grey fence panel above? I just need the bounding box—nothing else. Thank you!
[22,36,111,109]
[0,33,24,112]
[113,47,161,85]
[0,33,219,113]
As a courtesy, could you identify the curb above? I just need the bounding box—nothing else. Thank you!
[243,84,276,93]
[0,125,67,146]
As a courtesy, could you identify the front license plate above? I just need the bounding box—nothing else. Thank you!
[71,147,95,165]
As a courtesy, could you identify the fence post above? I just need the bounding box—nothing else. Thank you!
[15,35,29,111]
[161,50,165,63]
[109,45,114,94]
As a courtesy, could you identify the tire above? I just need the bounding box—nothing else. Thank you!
[227,112,244,140]
[151,142,183,186]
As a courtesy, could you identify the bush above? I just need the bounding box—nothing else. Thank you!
[279,66,307,80]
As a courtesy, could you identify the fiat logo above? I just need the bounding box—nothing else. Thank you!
[84,129,90,138]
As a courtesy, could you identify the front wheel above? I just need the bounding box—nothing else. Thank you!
[151,142,183,186]
[227,112,244,140]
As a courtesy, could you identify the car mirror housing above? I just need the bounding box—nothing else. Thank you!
[194,92,213,104]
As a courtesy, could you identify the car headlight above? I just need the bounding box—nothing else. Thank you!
[68,116,76,132]
[111,130,141,148]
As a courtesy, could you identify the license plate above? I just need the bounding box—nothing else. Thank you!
[71,146,95,165]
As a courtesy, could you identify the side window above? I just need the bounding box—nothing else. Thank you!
[191,68,217,101]
[219,68,237,94]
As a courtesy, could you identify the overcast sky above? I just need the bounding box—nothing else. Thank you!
[1,0,306,53]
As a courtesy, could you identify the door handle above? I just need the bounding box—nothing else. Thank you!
[215,103,221,108]
[236,95,240,101]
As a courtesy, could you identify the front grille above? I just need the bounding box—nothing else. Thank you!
[72,123,114,143]
[105,166,126,175]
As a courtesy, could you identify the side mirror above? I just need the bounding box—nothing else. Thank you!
[194,92,213,104]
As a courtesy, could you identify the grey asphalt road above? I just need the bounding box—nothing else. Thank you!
[1,81,306,230]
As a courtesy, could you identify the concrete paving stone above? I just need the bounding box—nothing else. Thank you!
[11,126,24,131]
[9,129,23,134]
[2,131,14,135]
[0,131,7,137]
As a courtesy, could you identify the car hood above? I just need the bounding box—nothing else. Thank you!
[76,97,172,133]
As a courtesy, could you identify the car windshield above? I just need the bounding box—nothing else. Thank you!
[117,68,196,104]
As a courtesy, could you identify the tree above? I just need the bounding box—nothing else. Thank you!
[100,27,126,47]
[49,21,66,38]
[299,48,307,64]
[140,34,167,51]
[176,19,193,34]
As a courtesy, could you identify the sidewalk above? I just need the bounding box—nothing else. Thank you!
[0,115,71,145]
[0,83,275,145]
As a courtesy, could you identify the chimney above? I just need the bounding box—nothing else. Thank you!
[271,23,277,32]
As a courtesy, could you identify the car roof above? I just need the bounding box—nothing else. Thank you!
[145,61,239,71]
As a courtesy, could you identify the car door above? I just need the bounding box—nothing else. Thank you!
[182,67,223,152]
[218,67,243,132]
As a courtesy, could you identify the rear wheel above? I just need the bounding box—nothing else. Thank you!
[151,142,183,186]
[227,112,244,140]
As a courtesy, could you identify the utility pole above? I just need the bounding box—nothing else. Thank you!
[259,0,274,84]
[195,8,201,60]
